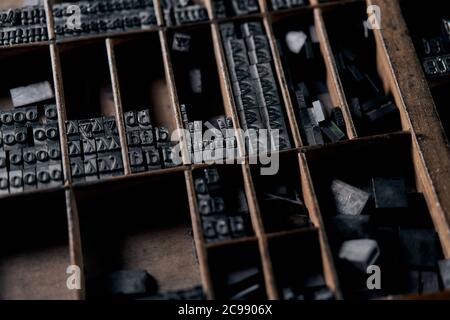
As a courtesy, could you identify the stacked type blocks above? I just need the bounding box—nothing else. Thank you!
[269,0,306,11]
[53,0,157,40]
[277,24,347,146]
[65,116,124,182]
[66,108,179,182]
[180,105,237,164]
[295,86,347,146]
[124,109,177,173]
[421,19,450,78]
[221,21,291,153]
[0,104,63,195]
[212,0,259,18]
[194,168,251,244]
[161,0,208,26]
[0,5,48,46]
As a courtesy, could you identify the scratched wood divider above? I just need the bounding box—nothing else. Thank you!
[0,0,449,300]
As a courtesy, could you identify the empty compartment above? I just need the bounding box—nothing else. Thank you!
[192,165,254,245]
[207,239,267,299]
[0,46,54,110]
[75,174,202,299]
[59,40,114,120]
[269,229,334,300]
[250,153,313,234]
[323,3,402,137]
[0,191,72,299]
[169,26,228,125]
[272,10,348,146]
[114,34,177,133]
[306,133,446,299]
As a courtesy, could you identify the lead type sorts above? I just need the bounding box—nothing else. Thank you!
[194,168,251,243]
[0,5,48,46]
[53,0,158,39]
[330,177,448,297]
[221,21,292,153]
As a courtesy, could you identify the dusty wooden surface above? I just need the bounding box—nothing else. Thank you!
[370,0,450,255]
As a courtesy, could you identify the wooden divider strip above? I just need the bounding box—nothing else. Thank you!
[258,0,269,13]
[373,33,412,131]
[49,43,72,185]
[262,12,303,148]
[44,0,55,41]
[184,170,215,299]
[314,8,358,139]
[65,188,86,300]
[203,0,215,20]
[153,0,165,26]
[367,0,450,256]
[105,38,132,175]
[298,153,343,299]
[50,35,86,300]
[412,137,450,258]
[158,29,192,165]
